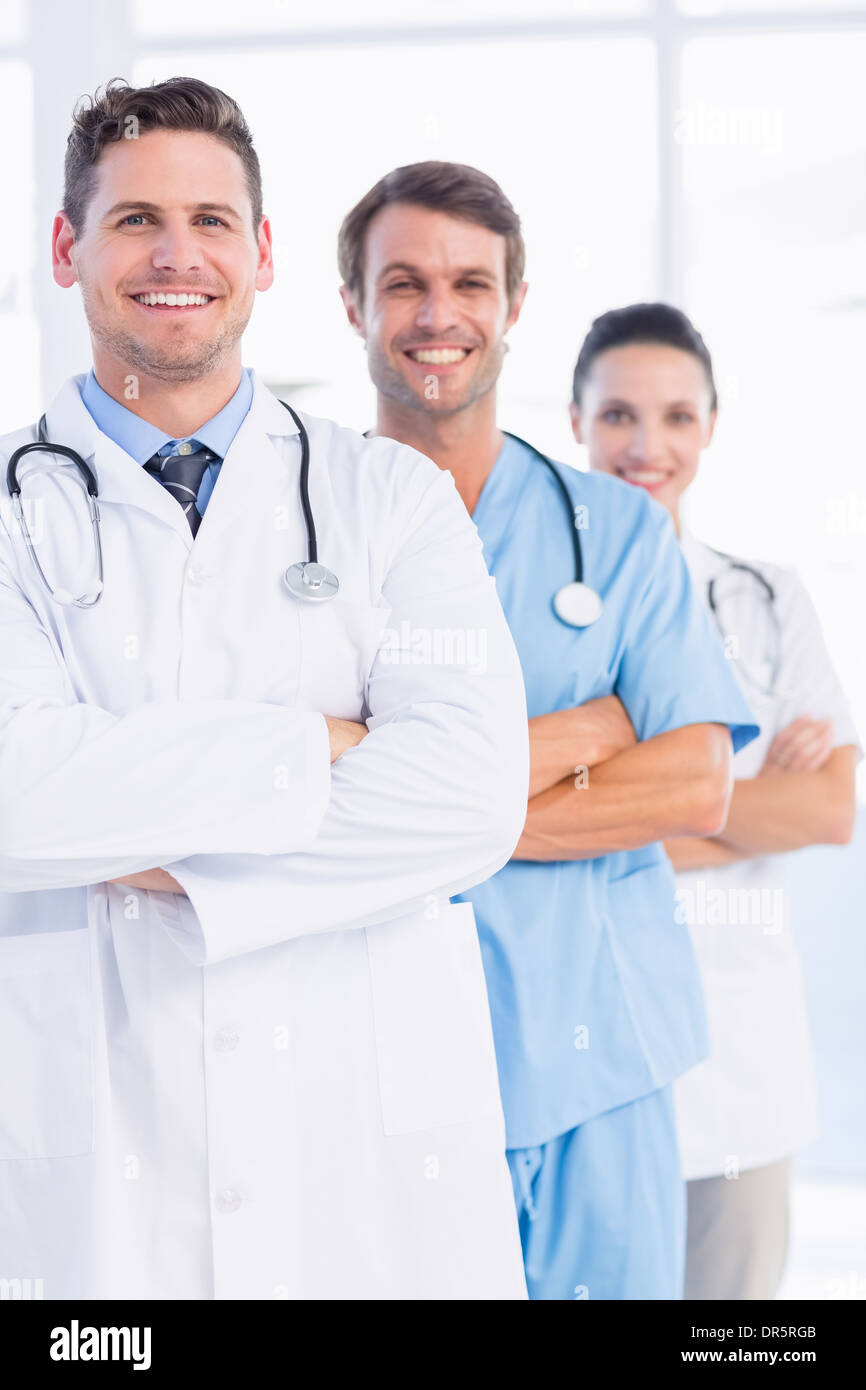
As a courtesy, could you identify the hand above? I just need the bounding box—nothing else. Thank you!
[581,695,638,766]
[528,696,637,798]
[107,868,185,893]
[325,716,369,763]
[759,716,834,777]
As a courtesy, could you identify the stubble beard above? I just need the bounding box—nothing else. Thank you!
[82,280,251,385]
[366,338,506,419]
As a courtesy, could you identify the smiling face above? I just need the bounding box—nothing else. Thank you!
[340,202,525,418]
[570,342,716,521]
[52,128,273,385]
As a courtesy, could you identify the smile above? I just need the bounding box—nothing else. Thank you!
[620,467,672,486]
[405,347,471,365]
[131,292,214,308]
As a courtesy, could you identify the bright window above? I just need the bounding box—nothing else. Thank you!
[133,36,657,456]
[678,29,866,731]
[135,0,650,38]
[0,62,37,434]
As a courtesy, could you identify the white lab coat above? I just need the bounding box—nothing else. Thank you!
[0,371,530,1300]
[674,528,862,1181]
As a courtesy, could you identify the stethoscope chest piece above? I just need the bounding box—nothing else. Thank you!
[553,580,603,628]
[500,432,603,631]
[283,560,340,602]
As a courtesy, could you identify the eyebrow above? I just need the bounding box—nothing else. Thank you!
[376,261,496,281]
[598,397,698,409]
[103,201,242,221]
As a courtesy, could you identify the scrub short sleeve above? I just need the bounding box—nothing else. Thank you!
[615,503,759,752]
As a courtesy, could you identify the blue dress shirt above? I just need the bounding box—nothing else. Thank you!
[79,368,254,515]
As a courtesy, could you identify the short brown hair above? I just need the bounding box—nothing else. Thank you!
[338,160,525,305]
[63,76,263,238]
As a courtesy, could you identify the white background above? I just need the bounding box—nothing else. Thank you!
[1,0,864,1297]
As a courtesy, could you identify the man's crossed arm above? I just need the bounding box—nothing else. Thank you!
[514,696,733,862]
[109,717,368,894]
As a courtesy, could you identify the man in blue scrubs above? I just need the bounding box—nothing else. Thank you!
[337,162,759,1299]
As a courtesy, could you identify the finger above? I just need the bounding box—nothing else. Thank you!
[767,718,831,762]
[790,730,835,772]
[773,727,834,771]
[766,724,816,761]
[768,716,827,753]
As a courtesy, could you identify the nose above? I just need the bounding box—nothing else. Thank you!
[627,421,667,463]
[151,218,205,275]
[414,286,461,336]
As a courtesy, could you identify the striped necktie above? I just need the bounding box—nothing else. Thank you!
[144,441,218,537]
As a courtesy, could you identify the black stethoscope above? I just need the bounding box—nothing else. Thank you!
[706,548,781,698]
[6,399,339,608]
[278,401,341,602]
[501,431,603,627]
[6,409,602,625]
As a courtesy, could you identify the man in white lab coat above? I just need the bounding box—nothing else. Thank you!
[0,76,529,1299]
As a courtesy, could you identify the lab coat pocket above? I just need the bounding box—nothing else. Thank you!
[365,901,504,1136]
[295,597,391,720]
[0,928,93,1161]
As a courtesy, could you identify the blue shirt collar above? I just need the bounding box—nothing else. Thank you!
[79,367,254,464]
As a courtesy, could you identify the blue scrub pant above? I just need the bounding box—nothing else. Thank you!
[506,1085,686,1300]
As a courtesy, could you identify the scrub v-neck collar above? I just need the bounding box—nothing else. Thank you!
[471,432,537,573]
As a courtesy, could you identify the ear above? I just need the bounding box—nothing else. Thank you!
[504,280,529,333]
[52,212,78,289]
[339,284,367,341]
[255,215,274,292]
[569,400,585,445]
[704,408,718,448]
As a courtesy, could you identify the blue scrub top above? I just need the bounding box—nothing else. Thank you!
[452,435,759,1150]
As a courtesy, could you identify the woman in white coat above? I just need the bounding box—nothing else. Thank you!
[0,77,530,1300]
[571,302,860,1300]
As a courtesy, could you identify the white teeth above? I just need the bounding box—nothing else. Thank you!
[410,348,469,365]
[133,292,212,306]
[624,468,667,483]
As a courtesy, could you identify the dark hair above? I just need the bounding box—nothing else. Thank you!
[63,76,263,237]
[572,302,718,411]
[338,160,525,304]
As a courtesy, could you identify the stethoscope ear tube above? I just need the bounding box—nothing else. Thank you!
[8,434,100,499]
[707,560,776,613]
[278,401,341,602]
[280,400,318,565]
[501,430,603,627]
[706,558,781,698]
[8,403,341,611]
[7,417,105,607]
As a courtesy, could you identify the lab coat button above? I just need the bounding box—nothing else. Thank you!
[186,563,210,584]
[214,1025,240,1053]
[215,1188,243,1215]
